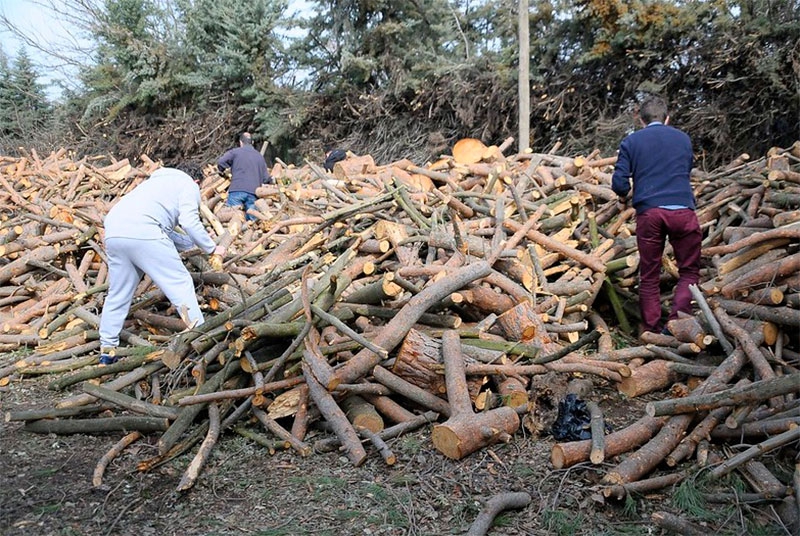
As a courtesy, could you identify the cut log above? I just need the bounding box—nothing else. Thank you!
[24,416,170,434]
[392,328,483,400]
[617,360,680,398]
[666,315,712,349]
[432,331,520,460]
[301,361,366,466]
[586,401,605,464]
[453,138,488,165]
[651,511,706,536]
[551,415,668,469]
[710,427,800,478]
[176,402,220,492]
[93,431,142,487]
[334,261,492,387]
[603,472,685,500]
[341,395,384,434]
[646,373,800,417]
[603,414,694,485]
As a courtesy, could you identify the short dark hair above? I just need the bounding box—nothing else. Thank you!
[639,95,668,124]
[239,132,253,145]
[175,162,204,182]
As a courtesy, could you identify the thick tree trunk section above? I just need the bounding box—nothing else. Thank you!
[392,328,483,400]
[432,331,520,460]
[334,261,492,387]
[617,360,679,398]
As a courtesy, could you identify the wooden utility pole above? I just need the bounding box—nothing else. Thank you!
[518,0,530,152]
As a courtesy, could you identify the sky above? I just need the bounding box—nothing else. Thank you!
[0,0,314,100]
[0,0,83,99]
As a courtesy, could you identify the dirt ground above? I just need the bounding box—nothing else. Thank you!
[0,368,795,536]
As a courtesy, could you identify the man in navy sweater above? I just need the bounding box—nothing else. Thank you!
[611,95,702,336]
[217,132,272,221]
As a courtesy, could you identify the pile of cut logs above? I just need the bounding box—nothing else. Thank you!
[1,140,798,526]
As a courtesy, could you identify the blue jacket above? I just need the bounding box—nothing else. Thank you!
[611,123,695,214]
[217,144,272,195]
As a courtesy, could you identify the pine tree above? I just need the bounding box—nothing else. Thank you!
[0,48,14,140]
[2,48,51,142]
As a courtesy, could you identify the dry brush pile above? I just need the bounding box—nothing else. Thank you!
[1,139,799,533]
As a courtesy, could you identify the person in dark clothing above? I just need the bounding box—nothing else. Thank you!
[323,148,347,172]
[217,132,272,221]
[611,95,702,336]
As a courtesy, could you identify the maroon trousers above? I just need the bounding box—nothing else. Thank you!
[635,208,702,333]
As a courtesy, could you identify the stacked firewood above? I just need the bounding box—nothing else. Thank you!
[1,140,798,522]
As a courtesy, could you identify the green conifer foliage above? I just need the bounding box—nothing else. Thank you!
[0,47,52,148]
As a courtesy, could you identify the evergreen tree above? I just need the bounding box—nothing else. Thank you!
[3,48,51,141]
[80,0,168,121]
[298,0,461,93]
[0,48,14,140]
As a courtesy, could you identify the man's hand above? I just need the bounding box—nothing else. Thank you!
[209,245,226,271]
[617,192,631,211]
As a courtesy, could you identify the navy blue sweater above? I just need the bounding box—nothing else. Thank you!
[611,123,696,214]
[217,144,272,195]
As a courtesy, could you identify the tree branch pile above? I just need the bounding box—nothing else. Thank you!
[1,138,798,523]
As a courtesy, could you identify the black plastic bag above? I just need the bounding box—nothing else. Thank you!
[550,394,592,441]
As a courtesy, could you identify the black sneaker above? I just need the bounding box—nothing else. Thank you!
[99,354,118,365]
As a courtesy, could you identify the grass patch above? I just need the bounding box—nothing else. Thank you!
[542,509,584,536]
[510,462,538,478]
[33,467,60,477]
[671,472,745,532]
[620,494,638,519]
[255,529,309,536]
[286,474,349,501]
[396,435,423,455]
[333,509,362,521]
[35,503,62,515]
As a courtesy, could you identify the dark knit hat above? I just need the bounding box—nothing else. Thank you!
[324,149,346,172]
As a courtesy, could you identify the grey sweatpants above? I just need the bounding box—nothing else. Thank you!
[99,237,204,349]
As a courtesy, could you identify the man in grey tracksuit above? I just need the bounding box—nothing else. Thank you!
[98,164,225,364]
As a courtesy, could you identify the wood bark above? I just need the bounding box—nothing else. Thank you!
[551,415,668,469]
[302,361,367,466]
[646,374,800,417]
[465,492,531,536]
[432,331,520,460]
[334,261,492,387]
[603,414,694,485]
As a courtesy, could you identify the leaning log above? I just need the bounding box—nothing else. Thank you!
[333,261,492,387]
[602,414,694,485]
[551,415,668,469]
[646,374,800,417]
[431,331,520,459]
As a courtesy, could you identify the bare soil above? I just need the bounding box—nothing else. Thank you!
[0,369,793,536]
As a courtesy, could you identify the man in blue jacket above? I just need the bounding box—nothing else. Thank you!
[611,95,702,336]
[217,132,272,221]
